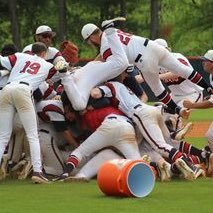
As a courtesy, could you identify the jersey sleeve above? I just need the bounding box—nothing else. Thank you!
[98,85,113,97]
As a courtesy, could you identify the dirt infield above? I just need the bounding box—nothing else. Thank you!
[186,121,211,138]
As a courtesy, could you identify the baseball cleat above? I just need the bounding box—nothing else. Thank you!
[63,176,89,183]
[101,17,126,30]
[172,122,193,141]
[175,158,202,180]
[52,173,69,182]
[157,161,172,182]
[0,155,8,180]
[31,172,50,184]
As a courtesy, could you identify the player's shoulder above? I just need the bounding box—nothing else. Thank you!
[36,99,63,111]
[22,44,33,53]
[48,46,60,54]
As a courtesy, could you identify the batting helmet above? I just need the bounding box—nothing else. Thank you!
[81,23,99,40]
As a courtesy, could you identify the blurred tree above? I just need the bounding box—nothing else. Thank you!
[58,0,67,41]
[8,0,20,49]
[150,0,160,39]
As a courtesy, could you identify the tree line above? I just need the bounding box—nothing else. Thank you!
[0,0,212,58]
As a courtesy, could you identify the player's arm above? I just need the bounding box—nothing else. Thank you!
[0,55,13,73]
[52,121,78,148]
[159,71,180,82]
[183,98,213,109]
[90,86,112,99]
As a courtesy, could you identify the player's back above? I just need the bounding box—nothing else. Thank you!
[23,44,63,65]
[6,53,53,91]
[100,29,147,64]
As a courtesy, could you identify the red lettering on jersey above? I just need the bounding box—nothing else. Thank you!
[20,61,41,75]
[117,30,132,45]
[8,54,17,67]
[178,58,189,66]
[103,48,112,61]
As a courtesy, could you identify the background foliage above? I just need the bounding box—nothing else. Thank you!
[0,0,212,58]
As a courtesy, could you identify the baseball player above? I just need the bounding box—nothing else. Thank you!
[81,17,213,117]
[56,24,129,111]
[90,81,203,180]
[202,50,213,86]
[0,42,59,183]
[153,38,203,135]
[23,25,66,83]
[36,99,79,176]
[55,94,142,181]
[155,39,204,107]
[183,96,213,177]
[23,25,64,65]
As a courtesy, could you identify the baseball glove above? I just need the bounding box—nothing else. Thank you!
[60,40,79,65]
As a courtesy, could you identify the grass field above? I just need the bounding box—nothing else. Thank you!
[0,109,213,213]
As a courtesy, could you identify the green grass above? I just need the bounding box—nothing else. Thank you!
[0,108,213,213]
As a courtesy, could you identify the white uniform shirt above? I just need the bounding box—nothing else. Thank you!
[100,29,147,64]
[23,44,64,65]
[0,53,56,91]
[99,81,143,117]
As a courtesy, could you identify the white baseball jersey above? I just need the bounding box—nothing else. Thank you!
[0,53,56,91]
[23,44,64,65]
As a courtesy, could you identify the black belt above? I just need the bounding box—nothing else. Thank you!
[107,116,117,119]
[144,38,149,47]
[0,87,2,90]
[107,116,133,125]
[7,81,29,86]
[40,129,50,134]
[134,104,142,109]
[135,39,149,63]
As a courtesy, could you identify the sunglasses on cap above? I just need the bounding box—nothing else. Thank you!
[40,33,53,39]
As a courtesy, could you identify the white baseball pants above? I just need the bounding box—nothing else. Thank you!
[0,83,42,172]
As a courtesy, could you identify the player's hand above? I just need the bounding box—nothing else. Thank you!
[135,74,144,83]
[179,108,190,119]
[54,60,68,73]
[183,100,193,109]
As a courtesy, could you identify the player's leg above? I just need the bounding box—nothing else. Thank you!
[0,87,15,171]
[65,119,116,174]
[12,85,48,183]
[160,50,212,94]
[112,118,141,159]
[74,149,122,180]
[39,130,65,176]
[133,106,202,180]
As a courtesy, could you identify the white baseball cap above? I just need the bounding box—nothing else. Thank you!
[204,50,213,62]
[154,38,168,48]
[35,25,56,37]
[81,23,99,40]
